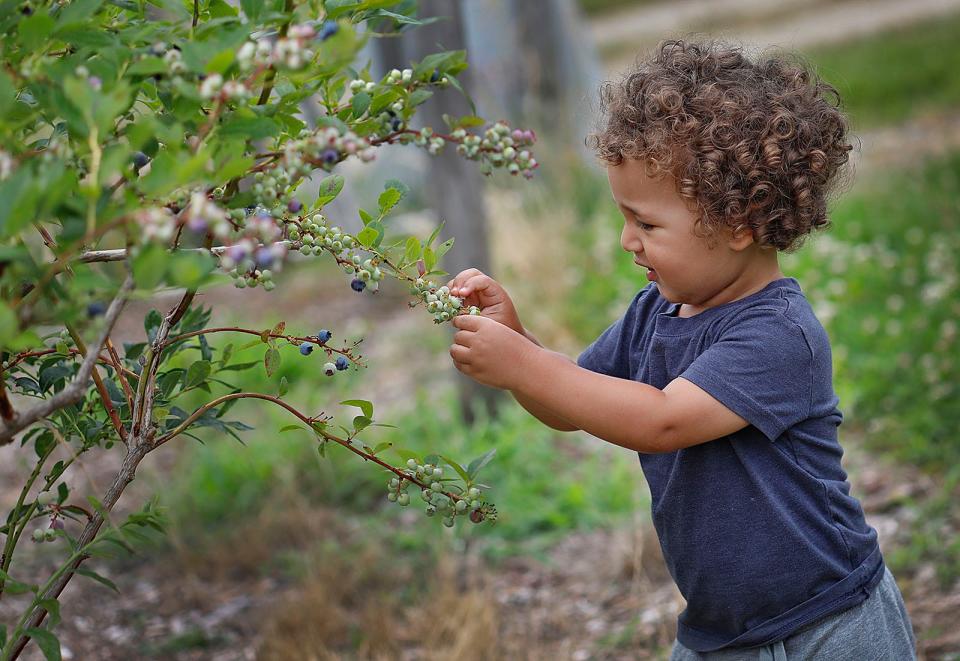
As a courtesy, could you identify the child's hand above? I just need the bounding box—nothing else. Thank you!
[447,269,524,334]
[450,314,536,390]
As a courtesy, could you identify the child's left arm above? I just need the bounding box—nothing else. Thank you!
[449,315,748,453]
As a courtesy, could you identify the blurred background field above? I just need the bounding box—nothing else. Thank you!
[5,0,960,658]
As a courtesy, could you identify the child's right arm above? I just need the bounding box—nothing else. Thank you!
[447,269,579,432]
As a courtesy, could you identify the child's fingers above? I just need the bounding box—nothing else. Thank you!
[457,274,496,297]
[447,268,484,292]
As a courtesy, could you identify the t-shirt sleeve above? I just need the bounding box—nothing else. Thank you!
[576,314,632,379]
[680,307,814,441]
[576,286,654,380]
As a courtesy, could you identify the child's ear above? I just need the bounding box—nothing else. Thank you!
[727,224,755,251]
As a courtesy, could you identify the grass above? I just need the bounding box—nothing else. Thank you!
[809,11,960,129]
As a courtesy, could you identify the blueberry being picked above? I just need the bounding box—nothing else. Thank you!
[335,355,349,371]
[350,278,366,292]
[316,329,332,344]
[300,343,314,356]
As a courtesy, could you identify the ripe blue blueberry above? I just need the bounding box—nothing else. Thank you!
[335,355,349,371]
[316,329,332,344]
[321,148,339,165]
[132,151,150,170]
[430,69,441,83]
[300,343,314,355]
[318,20,338,41]
[86,301,106,317]
[254,248,274,270]
[287,199,303,213]
[350,278,366,292]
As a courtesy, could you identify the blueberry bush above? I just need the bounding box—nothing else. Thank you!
[0,1,539,657]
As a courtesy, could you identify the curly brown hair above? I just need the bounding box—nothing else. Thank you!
[588,39,855,251]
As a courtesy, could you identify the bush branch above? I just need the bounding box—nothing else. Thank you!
[0,273,135,446]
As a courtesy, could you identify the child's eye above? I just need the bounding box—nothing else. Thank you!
[634,218,655,231]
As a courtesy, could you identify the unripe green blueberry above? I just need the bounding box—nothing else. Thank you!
[387,492,398,502]
[263,281,276,291]
[442,517,455,528]
[425,505,437,517]
[312,246,324,255]
[44,529,56,542]
[470,499,480,509]
[430,481,442,492]
[390,477,400,489]
[37,491,56,506]
[455,499,467,512]
[397,493,410,506]
[407,459,418,470]
[260,269,273,280]
[433,467,442,478]
[421,489,432,502]
[32,528,45,543]
[299,245,311,256]
[468,487,480,499]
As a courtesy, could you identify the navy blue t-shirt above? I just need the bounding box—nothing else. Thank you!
[577,277,884,652]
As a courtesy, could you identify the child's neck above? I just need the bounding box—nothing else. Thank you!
[677,253,784,318]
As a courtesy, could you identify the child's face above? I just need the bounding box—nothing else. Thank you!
[607,157,753,308]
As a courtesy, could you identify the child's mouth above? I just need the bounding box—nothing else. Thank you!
[634,258,657,281]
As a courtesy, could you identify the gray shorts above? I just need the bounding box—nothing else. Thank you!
[670,566,916,660]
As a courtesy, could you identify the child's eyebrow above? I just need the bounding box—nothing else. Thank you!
[616,200,648,217]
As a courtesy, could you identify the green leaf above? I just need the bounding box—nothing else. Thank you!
[378,187,402,215]
[127,57,168,76]
[19,12,55,50]
[278,376,289,397]
[404,236,421,262]
[353,415,371,432]
[427,220,445,246]
[372,441,392,455]
[439,455,471,483]
[240,0,262,20]
[206,49,236,75]
[358,207,374,225]
[75,567,119,593]
[38,598,61,628]
[315,174,344,208]
[278,424,305,433]
[436,237,455,259]
[351,91,370,116]
[408,88,433,108]
[25,627,61,661]
[467,449,496,479]
[183,360,211,389]
[423,246,436,272]
[264,347,280,378]
[356,226,378,248]
[0,569,36,595]
[166,250,216,288]
[132,243,167,289]
[340,399,373,419]
[393,448,420,464]
[219,115,281,140]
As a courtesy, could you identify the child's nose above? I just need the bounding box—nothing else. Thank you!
[621,222,642,253]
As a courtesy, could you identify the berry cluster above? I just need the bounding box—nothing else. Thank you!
[136,207,177,243]
[184,191,232,238]
[410,280,463,323]
[251,127,374,210]
[223,210,289,290]
[298,329,351,375]
[386,459,488,527]
[199,74,252,102]
[235,21,332,72]
[31,492,62,543]
[455,122,538,178]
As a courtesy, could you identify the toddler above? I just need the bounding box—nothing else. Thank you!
[447,40,916,659]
